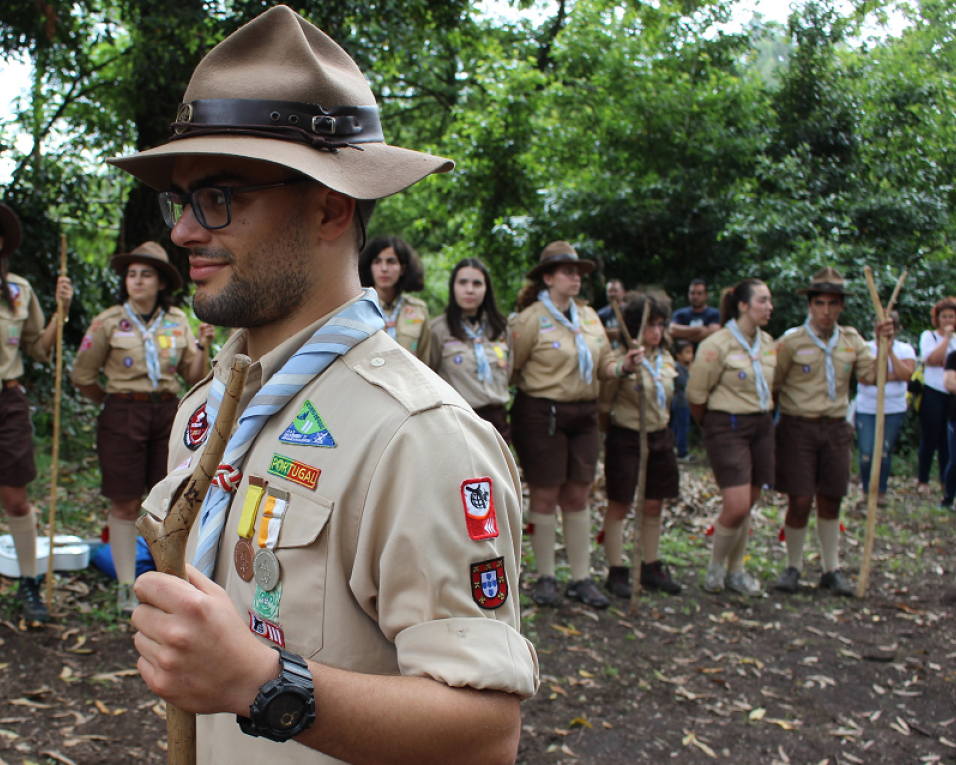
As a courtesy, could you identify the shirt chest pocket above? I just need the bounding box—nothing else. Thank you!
[441,340,469,367]
[0,300,28,344]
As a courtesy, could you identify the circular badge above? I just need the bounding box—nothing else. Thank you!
[803,365,811,373]
[738,370,746,380]
[234,538,254,582]
[123,356,133,368]
[552,342,561,349]
[119,319,131,331]
[253,549,281,592]
[454,355,463,365]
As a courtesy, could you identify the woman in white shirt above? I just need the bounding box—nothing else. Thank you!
[917,298,956,495]
[855,312,915,505]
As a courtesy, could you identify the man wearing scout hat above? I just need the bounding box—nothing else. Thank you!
[772,267,890,598]
[112,7,537,763]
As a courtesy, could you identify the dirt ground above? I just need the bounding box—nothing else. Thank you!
[0,463,954,765]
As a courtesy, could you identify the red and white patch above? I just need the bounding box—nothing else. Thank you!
[470,557,508,609]
[248,610,285,647]
[79,334,93,352]
[119,318,132,332]
[461,477,498,541]
[184,403,209,451]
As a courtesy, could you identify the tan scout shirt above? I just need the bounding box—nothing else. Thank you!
[601,347,677,433]
[687,326,778,414]
[381,293,431,361]
[775,323,875,418]
[428,313,509,410]
[508,299,610,402]
[71,305,198,395]
[0,274,50,380]
[143,303,538,765]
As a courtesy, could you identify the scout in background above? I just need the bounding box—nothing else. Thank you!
[687,278,776,596]
[429,257,511,441]
[599,294,683,598]
[670,339,695,463]
[772,267,889,597]
[358,235,432,362]
[71,242,212,615]
[916,297,956,496]
[509,241,612,609]
[0,201,74,622]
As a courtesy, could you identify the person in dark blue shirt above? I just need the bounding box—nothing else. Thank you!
[597,278,625,349]
[669,278,721,352]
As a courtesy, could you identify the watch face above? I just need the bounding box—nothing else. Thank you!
[265,693,306,732]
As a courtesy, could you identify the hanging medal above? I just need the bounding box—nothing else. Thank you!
[234,477,266,582]
[253,487,289,592]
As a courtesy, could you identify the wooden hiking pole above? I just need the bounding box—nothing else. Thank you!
[613,301,652,614]
[44,234,69,610]
[857,267,907,598]
[137,354,250,765]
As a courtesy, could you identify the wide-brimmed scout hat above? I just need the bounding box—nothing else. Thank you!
[797,266,854,297]
[0,202,23,259]
[107,6,453,200]
[526,241,595,281]
[110,242,184,291]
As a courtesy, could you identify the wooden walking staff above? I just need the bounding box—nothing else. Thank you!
[137,354,251,765]
[612,301,652,614]
[857,267,907,598]
[45,234,69,610]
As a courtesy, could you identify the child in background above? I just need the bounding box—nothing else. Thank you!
[671,340,695,462]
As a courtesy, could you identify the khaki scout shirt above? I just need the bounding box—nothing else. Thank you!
[0,274,50,380]
[428,313,510,410]
[775,323,875,418]
[687,326,778,414]
[508,300,610,402]
[70,305,198,395]
[143,301,539,765]
[381,293,431,361]
[600,347,677,433]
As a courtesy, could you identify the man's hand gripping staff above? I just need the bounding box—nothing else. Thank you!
[136,354,251,765]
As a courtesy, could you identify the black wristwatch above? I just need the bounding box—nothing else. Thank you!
[237,647,316,742]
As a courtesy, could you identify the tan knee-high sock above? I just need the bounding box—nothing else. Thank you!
[562,509,592,581]
[727,515,752,574]
[528,512,557,577]
[710,521,740,568]
[109,517,139,585]
[784,524,808,571]
[641,514,662,564]
[8,509,37,578]
[817,519,841,573]
[603,518,625,567]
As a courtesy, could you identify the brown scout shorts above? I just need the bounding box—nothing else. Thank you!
[774,414,853,498]
[0,383,37,487]
[97,395,178,501]
[474,403,511,444]
[510,391,600,487]
[702,411,775,489]
[604,425,680,504]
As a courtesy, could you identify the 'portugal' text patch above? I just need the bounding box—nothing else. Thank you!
[461,477,498,541]
[268,453,320,490]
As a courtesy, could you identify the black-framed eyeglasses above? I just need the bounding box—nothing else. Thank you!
[158,178,311,231]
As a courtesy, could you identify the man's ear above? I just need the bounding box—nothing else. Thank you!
[312,186,356,243]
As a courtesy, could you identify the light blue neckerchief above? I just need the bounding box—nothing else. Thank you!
[804,317,840,400]
[382,295,404,340]
[538,290,594,383]
[726,318,771,412]
[193,289,386,577]
[122,302,166,390]
[461,317,493,383]
[641,350,667,412]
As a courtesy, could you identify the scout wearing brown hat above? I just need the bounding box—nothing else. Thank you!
[113,8,536,763]
[509,241,613,609]
[71,241,212,615]
[0,201,74,622]
[772,267,891,597]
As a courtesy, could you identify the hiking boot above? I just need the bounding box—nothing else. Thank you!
[703,562,726,594]
[641,560,683,594]
[725,570,762,597]
[117,583,140,616]
[605,566,632,599]
[819,569,855,597]
[940,497,954,510]
[773,566,801,594]
[676,454,699,465]
[566,578,610,609]
[531,575,558,607]
[16,576,49,623]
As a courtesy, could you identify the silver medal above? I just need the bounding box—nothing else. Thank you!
[253,548,281,592]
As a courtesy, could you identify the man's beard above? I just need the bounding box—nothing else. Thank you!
[192,217,313,328]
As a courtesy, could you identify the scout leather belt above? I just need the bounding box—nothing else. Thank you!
[108,391,178,403]
[785,413,845,423]
[2,380,21,390]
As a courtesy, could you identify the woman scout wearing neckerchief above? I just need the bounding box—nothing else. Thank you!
[687,278,777,597]
[428,258,511,441]
[599,293,683,599]
[71,242,212,615]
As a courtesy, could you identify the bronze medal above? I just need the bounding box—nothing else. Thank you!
[253,548,281,592]
[234,538,255,581]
